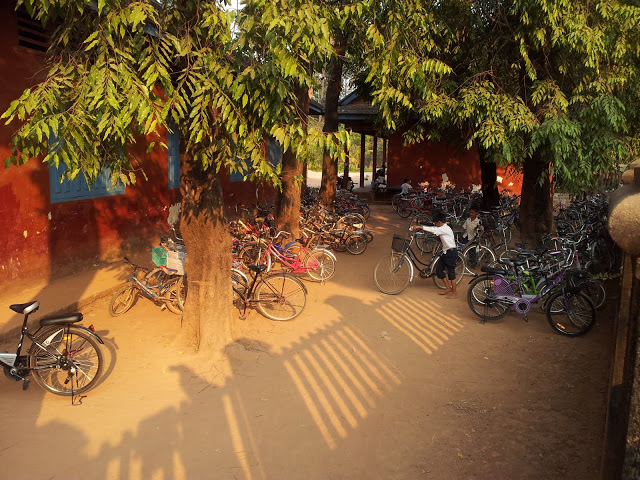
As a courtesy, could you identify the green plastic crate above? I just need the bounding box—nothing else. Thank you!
[152,247,167,267]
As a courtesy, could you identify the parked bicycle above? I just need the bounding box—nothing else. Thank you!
[231,264,308,321]
[467,261,596,336]
[373,231,466,294]
[1,301,104,396]
[108,257,184,316]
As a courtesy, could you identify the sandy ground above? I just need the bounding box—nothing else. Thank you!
[0,204,614,480]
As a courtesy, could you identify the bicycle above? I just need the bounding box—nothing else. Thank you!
[238,231,338,282]
[1,301,104,396]
[108,257,184,316]
[373,231,466,294]
[467,261,596,336]
[231,264,308,321]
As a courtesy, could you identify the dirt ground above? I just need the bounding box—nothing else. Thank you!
[0,204,614,480]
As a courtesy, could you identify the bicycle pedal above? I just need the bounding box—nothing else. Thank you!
[522,315,529,322]
[22,378,30,391]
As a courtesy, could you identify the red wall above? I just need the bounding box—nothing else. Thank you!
[387,134,481,190]
[387,133,523,195]
[0,7,271,287]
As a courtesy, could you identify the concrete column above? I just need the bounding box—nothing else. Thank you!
[360,134,366,189]
[343,145,350,189]
[372,135,378,182]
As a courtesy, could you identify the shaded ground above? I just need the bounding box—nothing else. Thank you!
[0,204,613,480]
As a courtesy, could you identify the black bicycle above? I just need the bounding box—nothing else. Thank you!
[231,264,308,321]
[373,231,466,294]
[1,301,104,395]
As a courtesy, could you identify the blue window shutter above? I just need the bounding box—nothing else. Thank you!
[47,132,125,203]
[168,127,180,189]
[48,162,125,203]
[267,137,282,166]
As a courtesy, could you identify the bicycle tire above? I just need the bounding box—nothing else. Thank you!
[346,233,368,255]
[231,269,249,301]
[545,291,596,336]
[176,275,188,310]
[397,204,412,218]
[238,241,272,271]
[466,274,511,320]
[108,282,138,316]
[363,230,374,243]
[431,251,466,289]
[164,276,184,314]
[305,249,337,282]
[582,278,606,310]
[587,238,614,276]
[462,244,496,275]
[255,273,307,321]
[373,253,412,294]
[29,326,104,395]
[416,234,436,254]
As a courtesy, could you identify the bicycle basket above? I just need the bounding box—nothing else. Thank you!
[492,276,515,296]
[391,235,410,253]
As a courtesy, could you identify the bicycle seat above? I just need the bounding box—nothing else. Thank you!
[480,266,508,275]
[10,301,40,315]
[40,313,83,326]
[248,264,268,273]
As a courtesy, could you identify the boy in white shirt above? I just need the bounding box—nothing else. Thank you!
[411,212,458,298]
[459,206,481,268]
[400,178,412,195]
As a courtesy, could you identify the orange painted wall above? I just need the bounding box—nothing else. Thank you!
[387,134,481,189]
[387,132,523,195]
[0,6,270,287]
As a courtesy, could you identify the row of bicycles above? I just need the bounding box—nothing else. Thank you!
[107,192,372,322]
[374,190,617,337]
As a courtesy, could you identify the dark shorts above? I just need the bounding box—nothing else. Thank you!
[436,248,458,280]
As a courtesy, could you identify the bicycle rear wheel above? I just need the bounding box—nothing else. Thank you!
[373,252,412,294]
[582,278,606,310]
[255,273,307,321]
[346,233,368,255]
[29,326,104,395]
[432,251,466,289]
[164,276,185,314]
[108,282,137,316]
[467,274,511,320]
[545,291,596,336]
[305,249,337,282]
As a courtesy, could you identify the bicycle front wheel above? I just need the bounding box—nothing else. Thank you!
[108,282,137,316]
[29,326,104,395]
[373,252,412,294]
[462,244,496,275]
[305,249,337,282]
[255,273,307,321]
[467,274,511,320]
[545,291,596,336]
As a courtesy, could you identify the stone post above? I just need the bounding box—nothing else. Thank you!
[603,165,640,479]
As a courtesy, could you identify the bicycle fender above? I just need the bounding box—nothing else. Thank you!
[73,325,105,345]
[312,247,337,262]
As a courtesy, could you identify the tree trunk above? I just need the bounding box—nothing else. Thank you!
[519,151,553,245]
[479,146,499,210]
[275,84,310,238]
[178,149,232,354]
[319,31,345,206]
